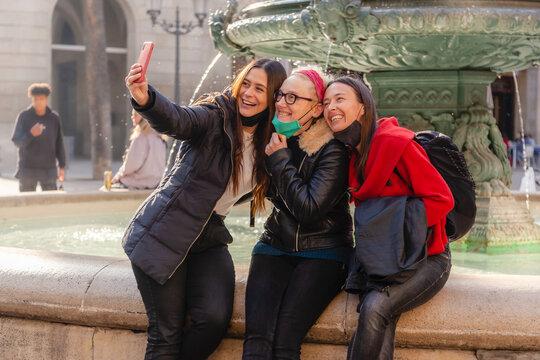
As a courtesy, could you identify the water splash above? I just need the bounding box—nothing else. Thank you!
[189,53,223,105]
[324,42,333,72]
[513,71,531,210]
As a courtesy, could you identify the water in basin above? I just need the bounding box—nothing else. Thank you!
[1,209,539,276]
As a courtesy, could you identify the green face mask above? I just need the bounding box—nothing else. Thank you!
[271,114,302,139]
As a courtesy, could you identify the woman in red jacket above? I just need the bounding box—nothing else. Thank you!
[323,76,454,360]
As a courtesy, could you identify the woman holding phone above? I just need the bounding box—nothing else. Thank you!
[322,76,454,360]
[124,57,286,360]
[242,67,352,359]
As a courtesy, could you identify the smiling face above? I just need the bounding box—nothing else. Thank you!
[323,82,364,133]
[238,67,269,118]
[275,74,322,124]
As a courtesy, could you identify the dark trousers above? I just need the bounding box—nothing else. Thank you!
[243,254,347,360]
[347,247,452,360]
[132,244,235,360]
[19,177,56,192]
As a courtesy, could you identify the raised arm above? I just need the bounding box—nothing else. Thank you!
[125,63,224,140]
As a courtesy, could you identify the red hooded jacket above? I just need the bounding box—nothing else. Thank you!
[349,117,454,255]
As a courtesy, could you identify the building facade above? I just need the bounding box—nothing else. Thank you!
[0,1,538,174]
[0,0,233,173]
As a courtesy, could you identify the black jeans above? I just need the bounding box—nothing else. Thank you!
[243,254,347,360]
[132,230,235,360]
[19,177,56,192]
[347,246,452,360]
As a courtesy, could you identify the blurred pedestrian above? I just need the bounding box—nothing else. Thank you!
[111,109,167,189]
[11,83,65,192]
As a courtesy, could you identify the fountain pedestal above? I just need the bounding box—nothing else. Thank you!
[367,69,540,252]
[460,196,540,253]
[366,70,512,196]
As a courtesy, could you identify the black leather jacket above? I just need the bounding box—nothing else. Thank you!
[122,86,237,285]
[260,119,353,252]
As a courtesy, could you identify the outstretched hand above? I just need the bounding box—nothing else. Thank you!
[265,132,288,156]
[125,64,150,107]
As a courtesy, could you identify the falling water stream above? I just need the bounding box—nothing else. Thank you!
[324,42,333,72]
[189,53,223,105]
[513,71,530,210]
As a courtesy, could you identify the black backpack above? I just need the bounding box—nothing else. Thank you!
[413,131,476,241]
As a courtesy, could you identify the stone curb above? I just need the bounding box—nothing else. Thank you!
[0,247,538,351]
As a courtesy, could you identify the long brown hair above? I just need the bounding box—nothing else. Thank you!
[230,58,287,214]
[327,77,378,185]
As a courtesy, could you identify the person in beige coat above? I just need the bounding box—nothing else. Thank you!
[112,109,167,189]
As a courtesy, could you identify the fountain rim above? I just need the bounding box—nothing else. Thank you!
[210,0,540,73]
[241,0,540,18]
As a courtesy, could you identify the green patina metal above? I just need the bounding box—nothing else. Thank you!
[366,70,513,196]
[210,0,540,253]
[211,0,540,72]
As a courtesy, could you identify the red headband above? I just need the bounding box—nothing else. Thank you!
[296,70,325,103]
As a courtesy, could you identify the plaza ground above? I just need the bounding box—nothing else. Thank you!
[0,159,122,195]
[0,159,536,196]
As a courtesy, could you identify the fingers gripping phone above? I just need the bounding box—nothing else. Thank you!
[135,41,154,83]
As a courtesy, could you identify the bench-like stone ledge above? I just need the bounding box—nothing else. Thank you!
[0,247,538,360]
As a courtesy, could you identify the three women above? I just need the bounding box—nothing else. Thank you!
[124,57,454,359]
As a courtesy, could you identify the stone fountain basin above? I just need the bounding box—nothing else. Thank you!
[0,192,539,359]
[211,0,540,72]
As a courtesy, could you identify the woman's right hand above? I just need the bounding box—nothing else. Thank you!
[125,64,149,107]
[265,132,288,156]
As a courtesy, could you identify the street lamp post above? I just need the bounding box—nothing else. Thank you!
[146,0,209,105]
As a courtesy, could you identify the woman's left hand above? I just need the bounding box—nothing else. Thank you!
[265,132,288,156]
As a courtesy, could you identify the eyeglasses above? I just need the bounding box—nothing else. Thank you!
[274,90,314,105]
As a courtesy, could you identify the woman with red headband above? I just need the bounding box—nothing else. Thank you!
[242,67,353,360]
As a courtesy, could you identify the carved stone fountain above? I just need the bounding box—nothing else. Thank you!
[210,0,540,253]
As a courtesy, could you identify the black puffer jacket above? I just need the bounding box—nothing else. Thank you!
[122,86,237,285]
[261,119,353,251]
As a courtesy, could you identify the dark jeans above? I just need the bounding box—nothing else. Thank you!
[19,177,56,192]
[243,254,347,360]
[347,246,452,360]
[132,243,235,360]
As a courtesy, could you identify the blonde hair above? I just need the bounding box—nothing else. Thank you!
[130,118,167,142]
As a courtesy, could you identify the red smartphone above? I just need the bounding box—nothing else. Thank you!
[135,41,154,83]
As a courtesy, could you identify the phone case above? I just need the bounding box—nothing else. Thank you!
[135,41,154,83]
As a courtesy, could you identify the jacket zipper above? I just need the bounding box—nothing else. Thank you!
[167,101,234,280]
[295,154,308,252]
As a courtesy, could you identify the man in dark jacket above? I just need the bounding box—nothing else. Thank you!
[11,83,66,192]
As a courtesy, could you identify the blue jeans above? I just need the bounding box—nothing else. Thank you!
[243,254,347,360]
[132,243,235,360]
[347,246,451,360]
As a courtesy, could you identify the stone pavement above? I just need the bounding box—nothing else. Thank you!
[0,160,122,196]
[0,159,538,196]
